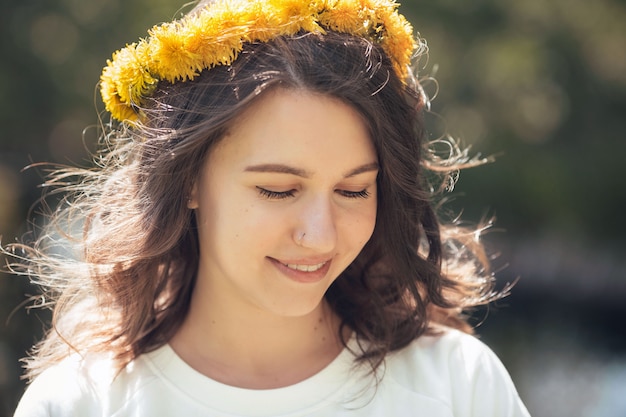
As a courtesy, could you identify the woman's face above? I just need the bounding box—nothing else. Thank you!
[189,88,378,318]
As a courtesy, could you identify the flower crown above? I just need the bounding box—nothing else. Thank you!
[100,0,417,122]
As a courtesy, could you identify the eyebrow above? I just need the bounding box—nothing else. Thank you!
[344,162,380,178]
[244,162,379,178]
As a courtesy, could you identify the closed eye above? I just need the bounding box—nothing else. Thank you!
[256,187,295,200]
[337,189,371,199]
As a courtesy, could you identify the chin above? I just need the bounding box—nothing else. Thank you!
[267,296,328,318]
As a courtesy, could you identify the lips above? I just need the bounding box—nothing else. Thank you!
[268,257,332,283]
[282,261,327,272]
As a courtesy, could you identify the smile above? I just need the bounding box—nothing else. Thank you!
[282,261,328,272]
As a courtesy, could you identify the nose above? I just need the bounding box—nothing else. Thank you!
[294,195,337,253]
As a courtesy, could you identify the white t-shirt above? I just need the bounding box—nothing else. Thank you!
[14,328,530,416]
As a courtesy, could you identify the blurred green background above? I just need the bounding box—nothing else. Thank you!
[1,0,625,416]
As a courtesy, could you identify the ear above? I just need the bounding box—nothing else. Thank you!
[187,182,199,209]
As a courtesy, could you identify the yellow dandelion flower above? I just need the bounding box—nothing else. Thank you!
[150,22,202,82]
[379,10,415,77]
[267,0,319,35]
[360,0,394,31]
[206,33,243,67]
[129,41,158,101]
[313,0,330,13]
[246,0,285,42]
[111,95,139,122]
[232,11,260,44]
[189,1,250,67]
[101,41,157,110]
[211,0,247,32]
[100,63,140,122]
[360,0,395,14]
[181,17,221,72]
[100,70,123,118]
[319,0,367,34]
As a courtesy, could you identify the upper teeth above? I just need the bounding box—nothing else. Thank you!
[284,262,326,272]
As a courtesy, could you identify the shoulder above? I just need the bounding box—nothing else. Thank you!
[384,328,497,396]
[388,326,506,379]
[13,351,160,417]
[383,327,531,417]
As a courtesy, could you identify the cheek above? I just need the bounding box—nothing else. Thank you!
[196,188,251,247]
[346,204,378,248]
[224,202,279,248]
[363,210,378,244]
[198,203,264,269]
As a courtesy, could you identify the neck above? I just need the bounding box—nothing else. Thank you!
[170,285,346,389]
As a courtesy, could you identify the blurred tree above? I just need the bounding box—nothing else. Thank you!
[403,0,626,244]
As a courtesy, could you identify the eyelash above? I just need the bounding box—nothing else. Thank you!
[257,187,295,200]
[256,187,371,200]
[338,189,370,199]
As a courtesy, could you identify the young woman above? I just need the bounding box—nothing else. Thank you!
[9,0,530,415]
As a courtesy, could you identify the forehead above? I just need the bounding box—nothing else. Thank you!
[209,88,377,173]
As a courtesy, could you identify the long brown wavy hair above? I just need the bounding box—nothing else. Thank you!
[5,22,505,381]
